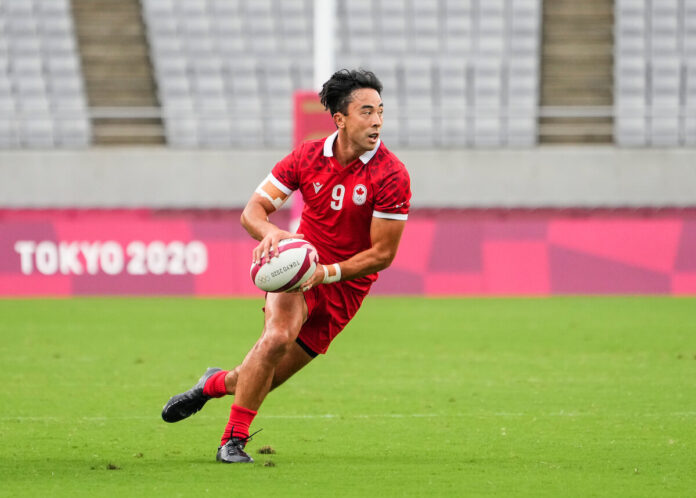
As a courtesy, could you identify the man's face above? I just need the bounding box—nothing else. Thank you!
[336,88,384,152]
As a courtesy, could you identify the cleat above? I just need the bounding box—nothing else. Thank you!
[216,436,254,464]
[161,367,222,423]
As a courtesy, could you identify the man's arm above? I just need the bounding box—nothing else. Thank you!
[241,181,301,264]
[302,216,406,290]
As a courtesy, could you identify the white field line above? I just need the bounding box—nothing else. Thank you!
[1,413,473,422]
[1,412,696,423]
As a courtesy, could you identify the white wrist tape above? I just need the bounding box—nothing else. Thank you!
[322,263,341,284]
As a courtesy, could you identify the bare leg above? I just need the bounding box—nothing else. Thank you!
[232,292,308,411]
[223,340,313,395]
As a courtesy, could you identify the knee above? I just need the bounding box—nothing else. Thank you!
[256,327,295,362]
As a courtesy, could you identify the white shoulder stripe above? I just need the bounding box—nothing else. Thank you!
[373,211,408,221]
[268,174,293,195]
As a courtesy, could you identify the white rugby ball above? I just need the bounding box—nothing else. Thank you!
[250,238,319,292]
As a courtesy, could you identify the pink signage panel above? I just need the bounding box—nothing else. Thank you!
[1,209,695,296]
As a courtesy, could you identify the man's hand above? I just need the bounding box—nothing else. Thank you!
[298,263,325,293]
[252,229,303,265]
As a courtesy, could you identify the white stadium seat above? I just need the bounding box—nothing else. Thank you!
[19,116,55,148]
[141,0,541,147]
[614,0,694,146]
[0,0,90,148]
[53,117,91,147]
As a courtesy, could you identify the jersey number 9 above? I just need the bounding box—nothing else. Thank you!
[330,184,345,211]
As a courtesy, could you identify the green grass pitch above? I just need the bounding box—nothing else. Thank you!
[1,296,695,497]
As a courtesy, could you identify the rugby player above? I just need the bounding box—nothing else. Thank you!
[162,69,411,463]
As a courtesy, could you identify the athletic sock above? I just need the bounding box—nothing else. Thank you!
[221,404,257,445]
[202,370,229,398]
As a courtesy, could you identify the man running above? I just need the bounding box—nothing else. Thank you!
[162,69,411,463]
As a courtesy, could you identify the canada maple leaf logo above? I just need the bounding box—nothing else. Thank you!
[352,184,367,206]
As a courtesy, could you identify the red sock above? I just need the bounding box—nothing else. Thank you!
[221,404,257,445]
[203,370,229,398]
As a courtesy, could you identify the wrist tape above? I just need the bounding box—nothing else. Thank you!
[322,263,341,284]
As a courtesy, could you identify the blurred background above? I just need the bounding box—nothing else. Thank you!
[0,0,695,296]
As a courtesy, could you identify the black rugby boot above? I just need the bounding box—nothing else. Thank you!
[161,367,222,423]
[216,436,254,464]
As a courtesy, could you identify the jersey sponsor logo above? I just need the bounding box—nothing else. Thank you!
[313,182,323,193]
[352,184,367,206]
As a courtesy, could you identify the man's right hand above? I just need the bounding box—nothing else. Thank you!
[252,229,304,265]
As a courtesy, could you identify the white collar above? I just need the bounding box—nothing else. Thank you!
[323,130,381,164]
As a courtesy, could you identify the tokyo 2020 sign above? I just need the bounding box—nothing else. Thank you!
[1,209,695,296]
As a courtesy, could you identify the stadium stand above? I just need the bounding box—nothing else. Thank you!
[614,0,696,146]
[0,0,90,148]
[690,0,696,146]
[142,0,542,148]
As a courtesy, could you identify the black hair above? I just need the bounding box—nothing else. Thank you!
[318,69,383,116]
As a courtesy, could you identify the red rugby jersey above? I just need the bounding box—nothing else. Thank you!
[270,131,411,290]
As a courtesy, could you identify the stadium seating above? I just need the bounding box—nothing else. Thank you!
[3,0,692,149]
[614,0,695,146]
[142,0,542,148]
[686,0,696,145]
[143,0,311,147]
[342,0,542,147]
[0,0,91,148]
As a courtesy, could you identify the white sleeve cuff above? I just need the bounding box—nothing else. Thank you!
[373,211,408,221]
[268,174,293,195]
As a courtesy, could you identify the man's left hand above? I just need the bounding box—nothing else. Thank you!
[298,263,325,293]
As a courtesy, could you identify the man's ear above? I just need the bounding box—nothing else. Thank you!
[333,112,345,129]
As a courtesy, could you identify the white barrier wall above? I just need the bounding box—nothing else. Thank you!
[1,147,696,208]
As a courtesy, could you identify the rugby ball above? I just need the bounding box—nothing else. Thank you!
[250,238,319,292]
